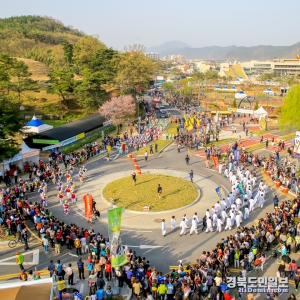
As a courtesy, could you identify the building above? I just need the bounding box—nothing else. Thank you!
[24,113,107,150]
[193,61,211,73]
[241,58,300,76]
[145,52,160,60]
[163,54,185,64]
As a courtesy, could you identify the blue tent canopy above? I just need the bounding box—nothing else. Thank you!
[23,115,53,134]
[26,116,45,127]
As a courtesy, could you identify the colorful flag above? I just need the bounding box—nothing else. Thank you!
[215,187,223,202]
[108,207,127,268]
[83,194,93,219]
[212,156,220,170]
[234,150,239,163]
[237,183,245,195]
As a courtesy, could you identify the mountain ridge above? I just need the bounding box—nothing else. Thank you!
[148,41,300,61]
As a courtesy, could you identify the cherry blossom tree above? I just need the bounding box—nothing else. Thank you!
[99,95,136,133]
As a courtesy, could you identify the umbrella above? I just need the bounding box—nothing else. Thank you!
[281,255,291,263]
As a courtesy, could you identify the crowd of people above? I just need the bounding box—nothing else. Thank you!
[1,93,300,300]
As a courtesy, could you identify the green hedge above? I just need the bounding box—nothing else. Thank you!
[62,125,116,154]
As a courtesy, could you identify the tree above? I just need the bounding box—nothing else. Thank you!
[123,44,146,53]
[0,54,26,161]
[254,100,259,110]
[115,49,156,92]
[62,40,74,68]
[192,71,205,101]
[232,98,237,108]
[280,84,300,129]
[73,36,106,69]
[162,82,175,98]
[46,70,75,107]
[9,59,39,104]
[99,95,136,133]
[75,68,107,114]
[75,48,119,113]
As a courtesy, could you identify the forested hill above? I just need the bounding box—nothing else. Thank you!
[0,15,85,57]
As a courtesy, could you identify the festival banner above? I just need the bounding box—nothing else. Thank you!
[293,131,300,154]
[237,183,246,195]
[108,207,127,268]
[212,155,220,170]
[234,150,239,164]
[215,187,225,201]
[83,194,93,219]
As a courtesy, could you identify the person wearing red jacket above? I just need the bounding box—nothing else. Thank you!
[222,290,232,300]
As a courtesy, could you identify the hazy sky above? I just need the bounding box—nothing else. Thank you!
[0,0,299,50]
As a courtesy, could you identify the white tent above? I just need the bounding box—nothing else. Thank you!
[2,141,40,172]
[22,116,53,134]
[0,277,54,300]
[254,106,268,120]
[235,90,247,100]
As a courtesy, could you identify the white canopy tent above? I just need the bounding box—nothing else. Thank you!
[234,90,247,100]
[0,277,54,300]
[254,106,268,120]
[22,116,53,134]
[2,141,40,172]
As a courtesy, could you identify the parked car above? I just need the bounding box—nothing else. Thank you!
[160,110,167,118]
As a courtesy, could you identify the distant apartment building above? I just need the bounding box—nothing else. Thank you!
[241,58,300,76]
[163,54,185,64]
[193,61,211,73]
[145,52,160,60]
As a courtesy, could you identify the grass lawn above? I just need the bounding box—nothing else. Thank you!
[43,119,67,128]
[206,138,237,147]
[167,123,180,135]
[103,174,198,211]
[133,139,172,155]
[249,129,271,135]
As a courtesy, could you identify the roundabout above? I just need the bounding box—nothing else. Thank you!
[102,173,198,211]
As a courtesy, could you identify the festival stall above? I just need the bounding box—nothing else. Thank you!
[234,90,247,100]
[22,115,53,134]
[1,141,40,174]
[254,106,268,120]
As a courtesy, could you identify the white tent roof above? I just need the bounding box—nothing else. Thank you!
[22,116,53,134]
[254,106,268,115]
[3,141,39,164]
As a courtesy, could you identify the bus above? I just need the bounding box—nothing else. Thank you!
[152,98,162,109]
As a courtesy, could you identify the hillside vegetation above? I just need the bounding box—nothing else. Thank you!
[0,15,83,56]
[0,16,156,120]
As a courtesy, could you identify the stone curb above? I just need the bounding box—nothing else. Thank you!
[100,169,202,215]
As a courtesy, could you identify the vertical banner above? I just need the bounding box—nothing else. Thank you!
[237,183,246,195]
[294,132,300,154]
[215,187,223,201]
[212,155,220,170]
[108,207,127,268]
[234,150,239,164]
[83,194,93,219]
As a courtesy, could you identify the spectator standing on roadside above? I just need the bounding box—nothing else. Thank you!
[16,251,24,270]
[66,263,74,285]
[77,258,85,280]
